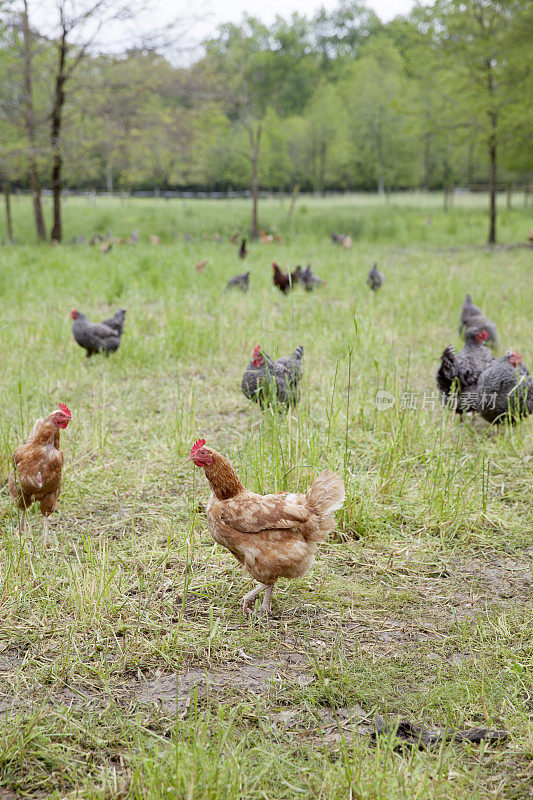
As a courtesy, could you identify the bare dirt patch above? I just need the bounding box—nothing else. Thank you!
[0,789,20,800]
[454,555,532,599]
[127,654,316,714]
[0,650,26,672]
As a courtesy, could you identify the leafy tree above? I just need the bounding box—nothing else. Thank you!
[301,81,350,193]
[313,0,381,63]
[425,0,533,242]
[201,20,270,236]
[0,2,49,239]
[0,0,530,210]
[339,35,419,192]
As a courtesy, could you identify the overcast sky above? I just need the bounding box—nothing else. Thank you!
[140,0,422,58]
[203,0,418,28]
[29,0,423,58]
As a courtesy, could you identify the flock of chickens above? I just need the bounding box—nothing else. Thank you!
[437,294,532,424]
[226,261,327,294]
[6,243,531,616]
[225,236,383,295]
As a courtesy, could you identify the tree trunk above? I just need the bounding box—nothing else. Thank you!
[106,165,113,194]
[3,183,13,242]
[50,28,68,242]
[467,142,475,187]
[318,141,327,196]
[22,0,46,242]
[488,128,497,244]
[423,132,431,192]
[443,159,453,211]
[251,157,259,239]
[287,184,300,225]
[376,124,385,195]
[250,123,262,240]
[487,60,497,245]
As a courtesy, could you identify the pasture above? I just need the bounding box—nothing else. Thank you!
[0,193,531,799]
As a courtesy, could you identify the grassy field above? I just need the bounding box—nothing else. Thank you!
[0,194,531,799]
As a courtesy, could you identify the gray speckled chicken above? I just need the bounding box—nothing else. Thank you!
[436,325,494,413]
[242,345,303,409]
[458,294,498,348]
[226,271,250,291]
[367,263,384,291]
[101,308,126,335]
[300,265,325,291]
[476,351,533,423]
[70,308,126,358]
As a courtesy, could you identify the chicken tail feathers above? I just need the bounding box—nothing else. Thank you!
[307,470,345,516]
[436,346,457,396]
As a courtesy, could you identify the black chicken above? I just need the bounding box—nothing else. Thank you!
[70,308,126,358]
[458,294,498,348]
[436,325,494,413]
[476,351,533,423]
[242,345,304,409]
[239,238,248,259]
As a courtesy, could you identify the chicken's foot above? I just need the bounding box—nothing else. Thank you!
[42,518,50,547]
[260,585,274,614]
[242,583,275,616]
[18,510,26,535]
[242,583,269,616]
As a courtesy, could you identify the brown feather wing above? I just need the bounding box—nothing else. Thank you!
[13,443,63,496]
[218,492,309,533]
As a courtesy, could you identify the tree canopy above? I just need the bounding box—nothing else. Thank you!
[0,0,531,240]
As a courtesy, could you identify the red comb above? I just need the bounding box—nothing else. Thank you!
[59,403,71,418]
[191,438,206,455]
[253,344,261,354]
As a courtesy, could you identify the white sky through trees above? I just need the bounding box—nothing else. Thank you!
[27,0,424,62]
[202,0,419,27]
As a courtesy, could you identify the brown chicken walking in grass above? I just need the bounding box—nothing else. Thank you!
[9,404,71,545]
[188,439,345,615]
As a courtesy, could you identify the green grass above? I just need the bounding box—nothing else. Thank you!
[0,195,531,799]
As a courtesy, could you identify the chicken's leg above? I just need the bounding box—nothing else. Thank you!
[242,583,269,616]
[19,510,26,535]
[260,585,274,614]
[42,518,50,547]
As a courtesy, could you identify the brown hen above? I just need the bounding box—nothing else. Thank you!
[188,440,345,615]
[9,404,71,545]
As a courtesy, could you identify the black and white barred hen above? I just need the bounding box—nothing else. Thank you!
[476,351,533,423]
[70,308,126,358]
[226,271,250,291]
[101,308,126,335]
[300,265,325,291]
[242,345,304,409]
[458,294,498,348]
[367,263,384,291]
[436,325,494,413]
